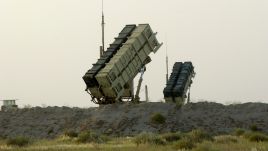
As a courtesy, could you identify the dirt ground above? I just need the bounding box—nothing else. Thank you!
[0,102,267,139]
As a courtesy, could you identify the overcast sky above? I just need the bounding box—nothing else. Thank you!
[0,0,268,107]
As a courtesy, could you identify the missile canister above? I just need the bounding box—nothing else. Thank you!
[83,24,162,104]
[95,24,162,100]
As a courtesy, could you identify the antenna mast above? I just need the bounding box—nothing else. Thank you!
[100,0,105,56]
[166,37,169,84]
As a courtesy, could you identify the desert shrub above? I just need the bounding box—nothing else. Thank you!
[134,132,151,145]
[64,130,78,138]
[233,128,245,136]
[174,137,195,150]
[161,132,182,142]
[250,124,259,132]
[6,136,30,147]
[150,136,166,145]
[77,131,109,144]
[214,135,238,144]
[244,132,268,142]
[47,128,54,135]
[151,113,166,124]
[187,129,213,143]
[243,131,252,139]
[134,132,166,146]
[193,144,219,151]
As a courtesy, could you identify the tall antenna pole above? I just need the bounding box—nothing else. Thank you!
[101,0,105,55]
[166,36,169,84]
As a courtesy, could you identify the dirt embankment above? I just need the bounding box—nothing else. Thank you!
[0,102,268,139]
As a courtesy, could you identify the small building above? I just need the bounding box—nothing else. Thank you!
[1,100,18,111]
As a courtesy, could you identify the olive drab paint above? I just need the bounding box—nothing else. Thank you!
[83,24,162,104]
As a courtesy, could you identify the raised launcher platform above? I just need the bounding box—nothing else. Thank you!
[163,62,195,104]
[83,24,162,104]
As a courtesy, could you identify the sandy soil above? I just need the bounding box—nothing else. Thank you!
[0,102,267,139]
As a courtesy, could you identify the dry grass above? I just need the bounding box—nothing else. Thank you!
[214,135,238,144]
[0,132,268,151]
[196,139,268,151]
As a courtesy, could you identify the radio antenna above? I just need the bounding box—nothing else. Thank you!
[165,35,169,84]
[101,0,105,55]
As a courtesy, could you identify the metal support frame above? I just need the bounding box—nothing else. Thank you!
[133,67,146,103]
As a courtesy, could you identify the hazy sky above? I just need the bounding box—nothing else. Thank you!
[0,0,268,107]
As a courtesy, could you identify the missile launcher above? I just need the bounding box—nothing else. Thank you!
[164,62,195,104]
[83,24,162,104]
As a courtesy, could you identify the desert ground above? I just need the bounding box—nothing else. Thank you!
[1,102,268,151]
[1,102,268,139]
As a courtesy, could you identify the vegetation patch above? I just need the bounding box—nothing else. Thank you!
[6,136,30,147]
[2,132,268,151]
[173,129,213,150]
[64,130,78,138]
[244,132,268,142]
[150,113,166,124]
[214,135,238,144]
[233,128,245,136]
[77,131,109,144]
[250,124,259,132]
[133,132,166,146]
[161,132,182,142]
[186,129,213,143]
[174,137,195,150]
[193,143,219,151]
